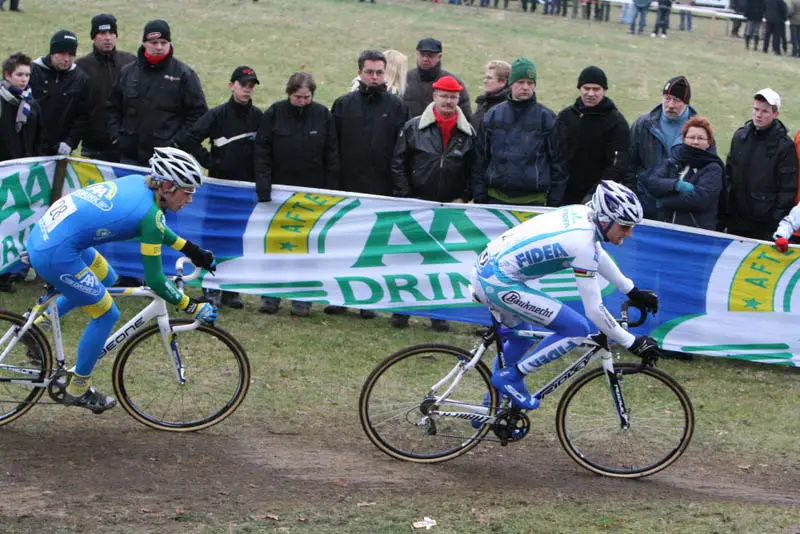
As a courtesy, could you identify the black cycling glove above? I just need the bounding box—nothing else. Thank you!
[182,240,216,273]
[627,287,659,315]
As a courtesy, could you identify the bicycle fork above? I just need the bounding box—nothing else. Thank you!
[157,315,187,385]
[601,350,631,430]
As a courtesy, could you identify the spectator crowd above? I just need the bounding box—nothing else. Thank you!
[1,13,798,332]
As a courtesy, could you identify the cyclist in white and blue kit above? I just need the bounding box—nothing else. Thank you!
[470,180,662,410]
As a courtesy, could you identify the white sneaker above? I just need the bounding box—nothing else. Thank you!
[661,34,667,39]
[651,33,656,38]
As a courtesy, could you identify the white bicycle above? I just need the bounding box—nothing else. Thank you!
[0,258,250,431]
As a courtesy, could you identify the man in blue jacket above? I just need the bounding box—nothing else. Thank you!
[472,57,567,207]
[628,75,697,219]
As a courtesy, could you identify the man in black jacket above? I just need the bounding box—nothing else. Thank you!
[328,49,409,319]
[724,89,797,240]
[557,66,630,205]
[29,30,90,157]
[390,75,475,331]
[185,66,264,311]
[106,19,207,166]
[763,0,788,54]
[404,38,471,122]
[75,14,135,162]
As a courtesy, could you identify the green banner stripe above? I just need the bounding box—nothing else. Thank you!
[783,268,800,312]
[681,343,790,351]
[224,282,324,289]
[317,199,360,253]
[488,208,516,229]
[723,353,794,361]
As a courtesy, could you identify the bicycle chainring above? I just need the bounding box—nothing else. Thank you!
[46,369,69,402]
[491,408,530,446]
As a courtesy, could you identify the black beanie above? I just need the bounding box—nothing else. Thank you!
[91,14,118,39]
[577,66,608,90]
[663,76,691,104]
[142,19,171,42]
[50,30,79,56]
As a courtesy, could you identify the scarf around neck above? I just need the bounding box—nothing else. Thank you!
[0,80,33,133]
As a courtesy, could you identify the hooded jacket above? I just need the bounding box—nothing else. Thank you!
[331,82,409,196]
[75,46,136,152]
[404,63,472,122]
[646,143,725,230]
[106,46,208,165]
[472,93,567,206]
[557,96,630,205]
[29,55,91,153]
[391,102,475,202]
[724,118,797,234]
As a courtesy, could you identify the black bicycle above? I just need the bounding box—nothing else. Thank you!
[359,303,694,478]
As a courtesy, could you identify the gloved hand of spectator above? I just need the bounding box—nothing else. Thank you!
[775,237,790,253]
[674,180,694,196]
[57,142,72,156]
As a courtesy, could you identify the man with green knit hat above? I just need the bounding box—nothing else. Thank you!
[472,57,567,207]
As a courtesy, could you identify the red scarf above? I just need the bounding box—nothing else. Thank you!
[433,107,458,150]
[143,51,169,65]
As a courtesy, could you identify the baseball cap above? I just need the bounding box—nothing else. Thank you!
[754,88,780,110]
[416,38,442,53]
[231,66,260,84]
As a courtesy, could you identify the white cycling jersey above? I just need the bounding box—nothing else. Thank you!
[479,204,636,347]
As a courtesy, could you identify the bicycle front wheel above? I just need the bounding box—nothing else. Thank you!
[0,311,53,426]
[359,343,497,463]
[556,362,694,478]
[112,321,250,432]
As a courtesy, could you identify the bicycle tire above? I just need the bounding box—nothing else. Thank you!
[359,343,497,463]
[556,362,694,478]
[112,320,250,432]
[0,311,53,426]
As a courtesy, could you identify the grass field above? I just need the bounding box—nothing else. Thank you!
[1,1,800,532]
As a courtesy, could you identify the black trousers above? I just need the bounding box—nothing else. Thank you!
[764,22,783,54]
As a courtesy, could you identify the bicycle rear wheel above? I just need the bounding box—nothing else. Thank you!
[359,343,497,463]
[0,311,53,426]
[556,362,694,478]
[112,320,250,432]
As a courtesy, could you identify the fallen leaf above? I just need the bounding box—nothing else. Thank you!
[334,478,348,487]
[357,502,376,507]
[266,514,279,521]
[139,507,152,514]
[175,506,185,515]
[737,464,751,471]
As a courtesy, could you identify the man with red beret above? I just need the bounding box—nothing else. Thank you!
[389,75,476,331]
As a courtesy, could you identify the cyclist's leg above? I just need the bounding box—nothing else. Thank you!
[475,275,592,409]
[30,249,120,411]
[49,248,118,319]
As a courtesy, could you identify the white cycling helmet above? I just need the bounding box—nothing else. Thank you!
[590,180,643,226]
[149,147,204,190]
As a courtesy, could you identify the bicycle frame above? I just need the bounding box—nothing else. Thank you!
[430,328,632,430]
[0,258,201,388]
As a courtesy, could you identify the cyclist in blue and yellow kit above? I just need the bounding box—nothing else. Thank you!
[26,147,217,413]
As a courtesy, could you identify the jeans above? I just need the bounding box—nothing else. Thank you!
[679,10,692,31]
[629,5,648,33]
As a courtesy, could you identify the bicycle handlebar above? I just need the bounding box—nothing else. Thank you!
[175,257,201,285]
[620,300,647,329]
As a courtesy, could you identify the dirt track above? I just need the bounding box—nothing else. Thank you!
[2,410,797,533]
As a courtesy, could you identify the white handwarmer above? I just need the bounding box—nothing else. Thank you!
[575,275,636,348]
[774,203,800,239]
